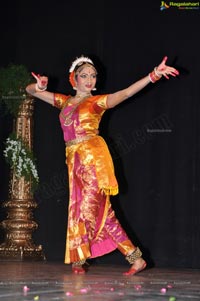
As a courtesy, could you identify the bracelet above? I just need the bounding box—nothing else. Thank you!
[35,83,47,92]
[154,67,162,78]
[149,67,162,83]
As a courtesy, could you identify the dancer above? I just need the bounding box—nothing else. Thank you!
[26,55,179,275]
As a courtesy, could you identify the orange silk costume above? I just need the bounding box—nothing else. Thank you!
[54,93,135,264]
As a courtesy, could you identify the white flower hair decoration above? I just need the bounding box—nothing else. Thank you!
[69,56,94,73]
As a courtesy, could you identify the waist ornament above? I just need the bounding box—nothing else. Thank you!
[65,135,96,147]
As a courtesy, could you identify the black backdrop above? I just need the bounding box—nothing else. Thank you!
[0,0,200,268]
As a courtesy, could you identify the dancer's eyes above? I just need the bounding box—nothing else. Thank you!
[80,73,97,79]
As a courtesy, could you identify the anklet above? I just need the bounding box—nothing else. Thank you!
[72,259,86,266]
[125,247,142,264]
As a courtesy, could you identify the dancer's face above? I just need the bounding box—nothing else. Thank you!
[75,65,97,93]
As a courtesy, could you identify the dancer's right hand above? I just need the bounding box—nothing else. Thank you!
[31,72,48,89]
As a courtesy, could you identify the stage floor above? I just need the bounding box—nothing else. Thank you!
[0,262,199,300]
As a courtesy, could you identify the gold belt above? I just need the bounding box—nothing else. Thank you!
[65,135,95,147]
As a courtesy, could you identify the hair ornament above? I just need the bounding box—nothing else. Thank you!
[69,56,94,73]
[69,71,76,88]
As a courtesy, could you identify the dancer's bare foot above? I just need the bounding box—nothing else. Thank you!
[72,264,86,274]
[72,260,89,274]
[123,257,146,276]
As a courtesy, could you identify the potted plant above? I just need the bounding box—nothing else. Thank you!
[0,63,45,261]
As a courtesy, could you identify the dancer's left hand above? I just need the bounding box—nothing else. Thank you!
[157,56,179,79]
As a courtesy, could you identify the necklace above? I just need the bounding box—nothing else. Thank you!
[61,93,91,127]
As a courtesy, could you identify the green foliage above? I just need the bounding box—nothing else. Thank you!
[0,63,32,116]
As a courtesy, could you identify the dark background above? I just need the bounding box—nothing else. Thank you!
[0,1,200,268]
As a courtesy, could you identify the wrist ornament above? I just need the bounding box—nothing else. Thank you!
[35,83,47,92]
[149,67,162,83]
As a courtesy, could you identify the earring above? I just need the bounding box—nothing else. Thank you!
[92,87,97,91]
[73,86,77,90]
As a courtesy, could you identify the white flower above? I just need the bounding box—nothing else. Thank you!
[4,135,39,186]
[69,56,94,73]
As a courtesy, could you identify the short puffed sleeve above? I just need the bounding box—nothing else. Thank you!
[54,93,70,109]
[92,95,108,114]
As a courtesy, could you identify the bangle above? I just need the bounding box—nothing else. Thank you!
[149,68,162,83]
[154,67,162,78]
[35,83,47,92]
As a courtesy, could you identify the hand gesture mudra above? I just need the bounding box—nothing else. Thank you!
[156,56,179,79]
[31,72,48,91]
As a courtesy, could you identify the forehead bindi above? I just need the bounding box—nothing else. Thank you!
[79,66,96,75]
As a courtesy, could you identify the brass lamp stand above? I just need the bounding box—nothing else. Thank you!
[0,96,45,261]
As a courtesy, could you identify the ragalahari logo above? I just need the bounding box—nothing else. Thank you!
[160,1,170,10]
[160,1,200,10]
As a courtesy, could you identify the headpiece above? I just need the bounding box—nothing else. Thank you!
[68,55,96,89]
[69,55,94,73]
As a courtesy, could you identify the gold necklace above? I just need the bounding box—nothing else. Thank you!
[61,94,91,127]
